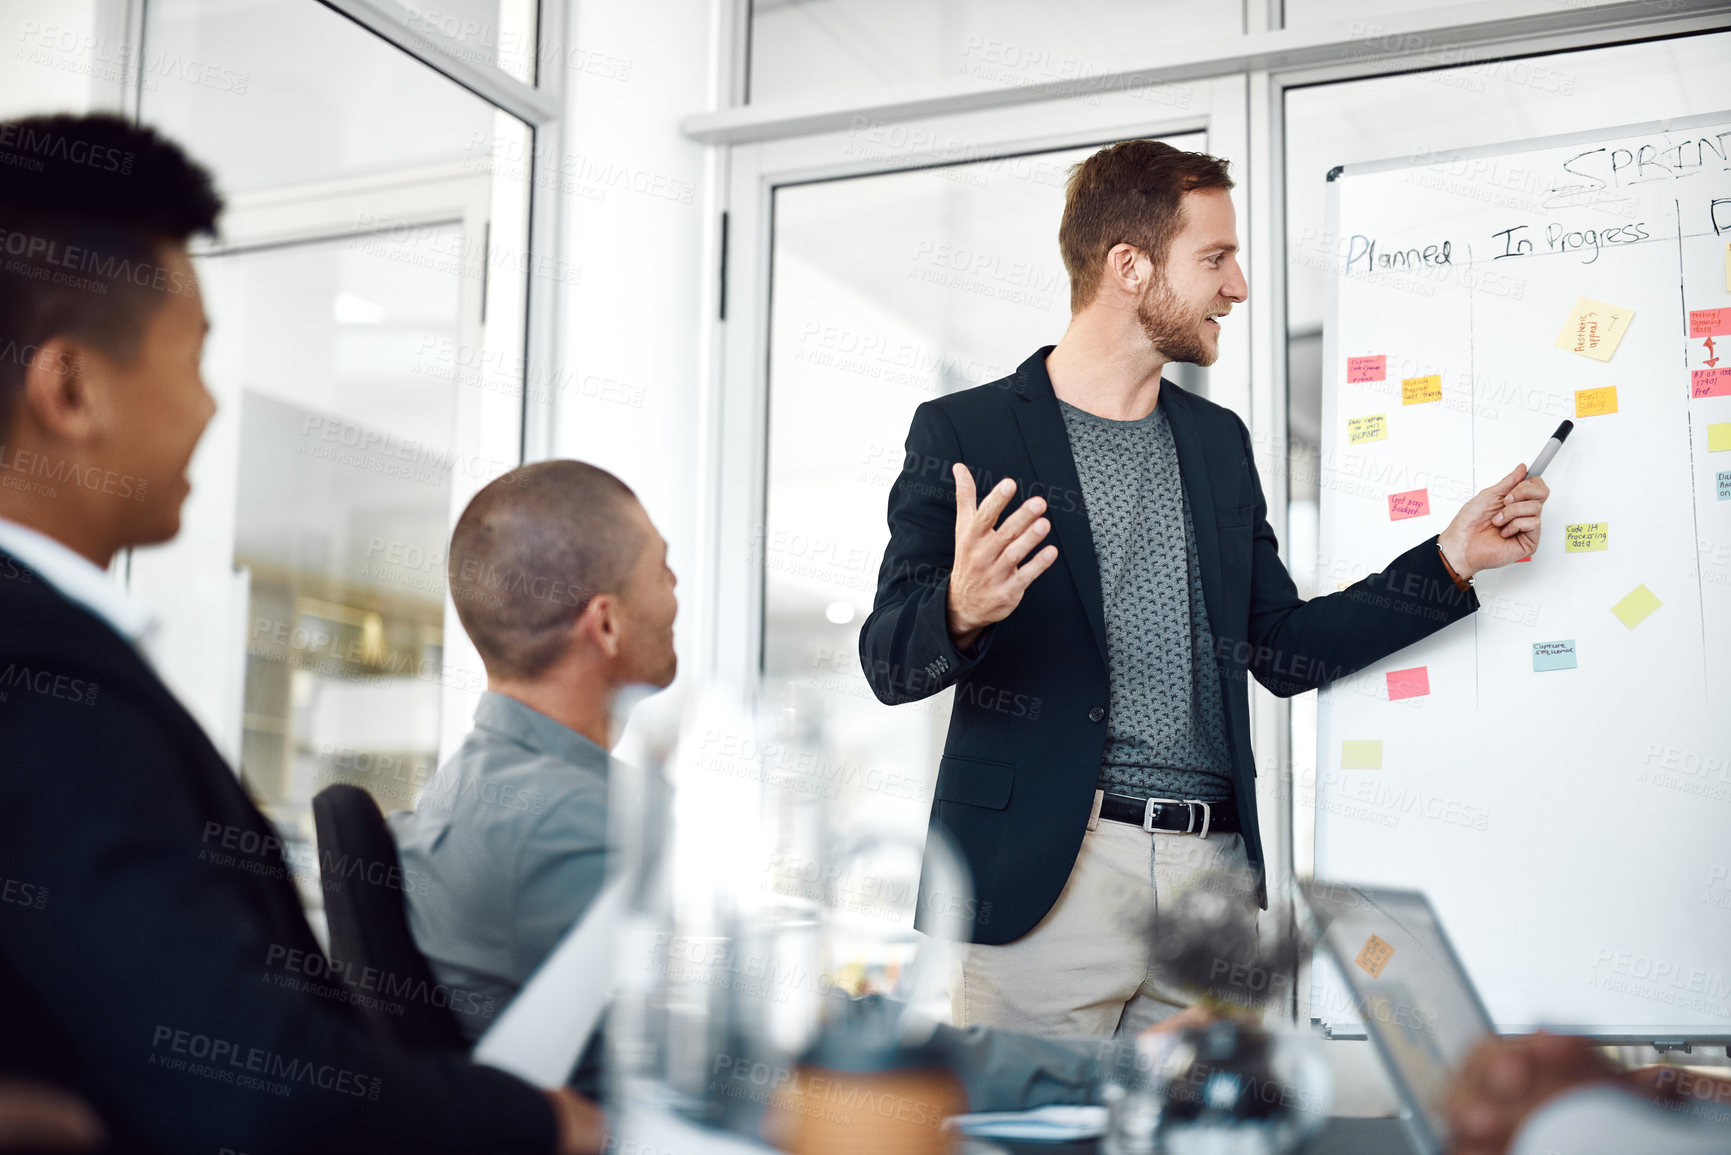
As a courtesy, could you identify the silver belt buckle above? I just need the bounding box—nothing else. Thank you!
[1141,796,1211,838]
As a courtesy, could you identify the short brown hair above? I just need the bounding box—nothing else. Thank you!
[1058,139,1234,313]
[448,460,642,679]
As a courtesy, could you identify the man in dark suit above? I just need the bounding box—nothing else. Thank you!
[0,113,602,1153]
[860,139,1550,1036]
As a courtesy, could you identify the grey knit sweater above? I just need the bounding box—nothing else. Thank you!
[1058,397,1234,803]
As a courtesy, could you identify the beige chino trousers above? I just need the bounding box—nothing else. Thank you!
[948,789,1260,1038]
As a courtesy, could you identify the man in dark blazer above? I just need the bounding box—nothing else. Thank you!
[861,139,1550,1036]
[0,113,601,1153]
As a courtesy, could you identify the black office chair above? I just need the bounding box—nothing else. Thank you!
[311,784,467,1052]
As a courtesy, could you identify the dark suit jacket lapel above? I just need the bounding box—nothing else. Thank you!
[1161,384,1226,659]
[1010,349,1109,668]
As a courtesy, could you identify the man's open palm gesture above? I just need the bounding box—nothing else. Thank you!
[945,464,1059,651]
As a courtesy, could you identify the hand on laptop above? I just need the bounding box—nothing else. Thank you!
[1136,1003,1261,1039]
[544,1088,608,1155]
[1445,1032,1620,1155]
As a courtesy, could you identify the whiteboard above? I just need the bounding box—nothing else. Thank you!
[1313,112,1731,1040]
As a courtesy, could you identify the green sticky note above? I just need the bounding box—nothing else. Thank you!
[1610,584,1661,629]
[1532,640,1577,672]
[1341,740,1383,770]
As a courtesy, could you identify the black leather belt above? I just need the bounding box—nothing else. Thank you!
[1098,792,1237,837]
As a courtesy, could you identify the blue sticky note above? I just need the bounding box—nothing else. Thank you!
[1718,470,1731,501]
[1532,640,1577,672]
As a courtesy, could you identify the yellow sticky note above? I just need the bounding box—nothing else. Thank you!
[1341,740,1383,770]
[1555,296,1634,361]
[1710,423,1731,453]
[1356,934,1396,979]
[1564,522,1608,553]
[1575,386,1618,418]
[1347,414,1387,444]
[1611,584,1661,629]
[1401,375,1442,405]
[1725,242,1730,292]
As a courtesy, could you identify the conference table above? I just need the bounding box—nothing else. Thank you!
[620,1103,1420,1153]
[991,1116,1417,1153]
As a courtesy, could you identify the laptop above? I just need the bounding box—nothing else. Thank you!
[1302,881,1498,1155]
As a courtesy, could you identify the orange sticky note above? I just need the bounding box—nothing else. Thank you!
[1348,356,1386,383]
[1356,934,1396,978]
[1401,375,1442,405]
[1575,386,1618,418]
[1387,666,1430,700]
[1387,488,1430,520]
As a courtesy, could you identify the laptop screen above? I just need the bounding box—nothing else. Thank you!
[1304,881,1496,1152]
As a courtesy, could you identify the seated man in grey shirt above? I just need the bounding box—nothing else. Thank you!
[390,460,678,1070]
[388,458,1244,1115]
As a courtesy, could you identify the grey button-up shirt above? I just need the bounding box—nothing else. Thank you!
[389,691,611,1044]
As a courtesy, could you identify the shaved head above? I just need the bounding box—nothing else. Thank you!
[449,460,643,679]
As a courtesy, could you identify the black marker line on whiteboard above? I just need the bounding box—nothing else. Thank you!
[1674,196,1709,700]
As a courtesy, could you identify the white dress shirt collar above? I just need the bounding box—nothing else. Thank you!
[0,517,159,654]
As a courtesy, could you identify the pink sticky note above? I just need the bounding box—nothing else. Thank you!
[1387,488,1431,520]
[1689,308,1731,338]
[1347,355,1386,383]
[1693,368,1731,399]
[1386,666,1430,701]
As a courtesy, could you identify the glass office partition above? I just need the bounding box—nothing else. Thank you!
[130,0,536,912]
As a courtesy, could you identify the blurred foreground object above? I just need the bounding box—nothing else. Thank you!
[1102,868,1329,1154]
[0,1082,102,1151]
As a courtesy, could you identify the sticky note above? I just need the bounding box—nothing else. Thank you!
[1575,386,1618,418]
[1347,356,1386,383]
[1555,297,1634,361]
[1387,488,1430,520]
[1532,640,1578,672]
[1694,368,1731,399]
[1718,470,1731,501]
[1690,308,1731,338]
[1564,522,1608,553]
[1356,934,1395,979]
[1348,414,1387,444]
[1711,423,1731,453]
[1341,740,1383,770]
[1726,242,1731,291]
[1610,584,1661,630]
[1401,374,1442,405]
[1386,666,1430,700]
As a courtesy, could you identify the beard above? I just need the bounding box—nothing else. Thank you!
[1137,277,1219,367]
